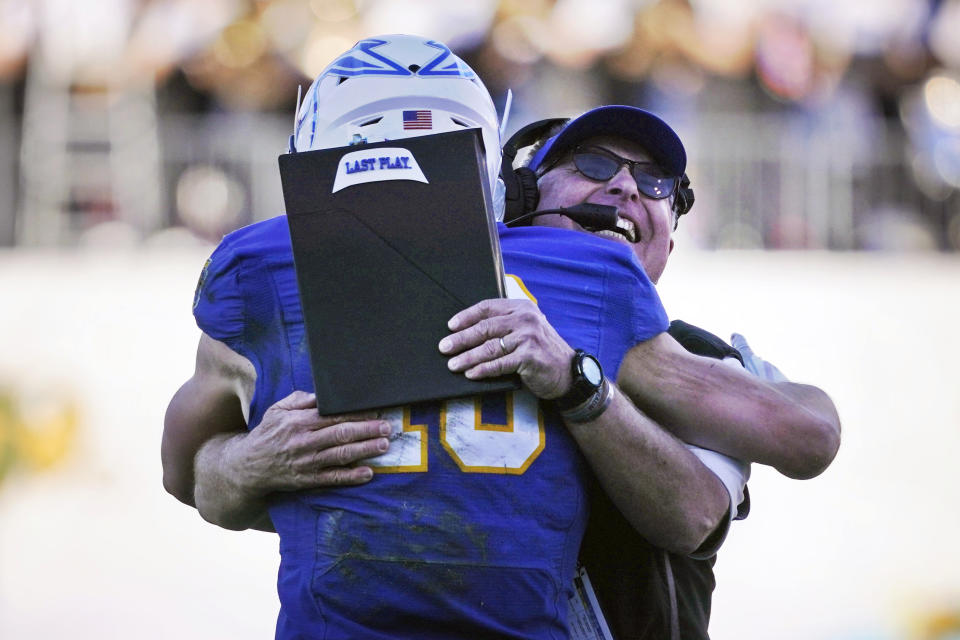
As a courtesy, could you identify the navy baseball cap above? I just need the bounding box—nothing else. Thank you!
[527,105,687,177]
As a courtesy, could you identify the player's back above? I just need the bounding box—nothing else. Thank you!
[194,216,590,640]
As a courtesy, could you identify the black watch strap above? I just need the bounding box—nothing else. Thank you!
[554,350,602,411]
[554,350,614,423]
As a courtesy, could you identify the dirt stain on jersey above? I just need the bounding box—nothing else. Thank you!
[314,501,493,597]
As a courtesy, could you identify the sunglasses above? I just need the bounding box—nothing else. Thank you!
[567,146,679,201]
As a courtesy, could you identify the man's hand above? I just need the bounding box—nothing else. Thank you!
[224,390,392,493]
[193,390,392,530]
[438,299,574,399]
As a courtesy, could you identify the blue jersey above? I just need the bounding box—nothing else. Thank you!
[497,223,668,379]
[193,216,667,640]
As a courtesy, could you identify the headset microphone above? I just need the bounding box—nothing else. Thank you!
[505,203,620,230]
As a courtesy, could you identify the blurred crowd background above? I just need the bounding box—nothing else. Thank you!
[2,2,960,640]
[1,0,960,251]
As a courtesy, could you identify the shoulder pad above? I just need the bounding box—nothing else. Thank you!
[668,319,743,364]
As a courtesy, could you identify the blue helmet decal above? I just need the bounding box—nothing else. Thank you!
[419,40,476,78]
[324,38,412,78]
[321,38,476,80]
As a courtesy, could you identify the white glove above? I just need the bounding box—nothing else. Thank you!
[730,333,789,383]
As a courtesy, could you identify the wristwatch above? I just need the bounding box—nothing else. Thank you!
[554,349,614,423]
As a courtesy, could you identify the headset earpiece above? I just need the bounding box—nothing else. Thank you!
[510,167,540,219]
[672,172,694,229]
[500,118,569,225]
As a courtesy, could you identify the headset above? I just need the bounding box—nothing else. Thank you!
[500,118,695,230]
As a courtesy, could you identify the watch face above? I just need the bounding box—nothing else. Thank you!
[581,355,603,386]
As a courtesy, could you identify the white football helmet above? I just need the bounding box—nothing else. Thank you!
[294,34,504,212]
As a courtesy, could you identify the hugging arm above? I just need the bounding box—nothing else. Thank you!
[617,332,840,480]
[162,334,254,509]
[161,333,390,532]
[440,299,730,555]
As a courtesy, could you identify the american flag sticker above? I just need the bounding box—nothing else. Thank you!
[402,110,432,130]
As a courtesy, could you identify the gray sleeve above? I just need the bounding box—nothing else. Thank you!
[686,443,750,559]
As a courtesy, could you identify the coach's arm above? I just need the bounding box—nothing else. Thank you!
[618,333,841,480]
[161,333,388,531]
[440,299,730,555]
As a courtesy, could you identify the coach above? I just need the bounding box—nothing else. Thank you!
[490,105,842,639]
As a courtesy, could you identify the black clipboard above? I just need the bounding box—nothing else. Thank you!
[279,129,520,414]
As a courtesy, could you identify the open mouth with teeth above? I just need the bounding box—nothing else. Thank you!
[588,217,638,243]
